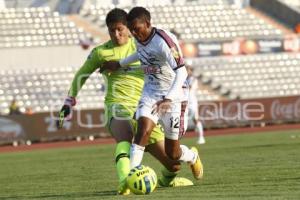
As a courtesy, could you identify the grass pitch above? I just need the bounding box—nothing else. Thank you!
[0,130,300,200]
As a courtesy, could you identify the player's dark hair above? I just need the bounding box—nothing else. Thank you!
[127,7,151,22]
[105,8,127,26]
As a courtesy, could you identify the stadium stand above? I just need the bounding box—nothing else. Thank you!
[0,67,104,114]
[0,65,221,114]
[0,7,90,48]
[0,0,298,115]
[191,52,300,99]
[0,0,300,148]
[80,1,283,41]
[5,50,300,114]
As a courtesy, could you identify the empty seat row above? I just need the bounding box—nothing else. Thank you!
[0,7,90,48]
[0,67,104,114]
[80,2,282,40]
[191,52,300,99]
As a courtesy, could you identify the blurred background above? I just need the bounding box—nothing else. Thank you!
[0,0,300,145]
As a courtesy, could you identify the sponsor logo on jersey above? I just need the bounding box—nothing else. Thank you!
[143,65,161,75]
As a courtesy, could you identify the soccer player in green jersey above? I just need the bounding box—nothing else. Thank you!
[58,8,193,195]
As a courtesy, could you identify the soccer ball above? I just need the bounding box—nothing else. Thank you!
[126,165,157,195]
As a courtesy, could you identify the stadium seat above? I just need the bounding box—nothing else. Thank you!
[191,52,300,99]
[0,7,90,48]
[79,1,282,41]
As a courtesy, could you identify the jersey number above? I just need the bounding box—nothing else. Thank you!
[170,117,179,128]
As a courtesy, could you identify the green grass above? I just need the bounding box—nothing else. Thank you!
[0,130,300,200]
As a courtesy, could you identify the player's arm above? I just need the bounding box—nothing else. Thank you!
[155,65,187,114]
[57,48,102,128]
[162,38,187,101]
[166,67,187,99]
[155,36,187,114]
[119,52,139,67]
[100,52,139,73]
[69,48,102,97]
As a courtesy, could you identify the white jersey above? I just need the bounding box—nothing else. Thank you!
[135,28,187,101]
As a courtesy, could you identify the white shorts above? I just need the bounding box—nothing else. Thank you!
[136,94,188,140]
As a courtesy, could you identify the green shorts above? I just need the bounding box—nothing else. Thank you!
[105,103,164,145]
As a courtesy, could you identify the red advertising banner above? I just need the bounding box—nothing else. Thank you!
[0,109,108,144]
[1,96,300,144]
[181,35,299,57]
[198,96,300,127]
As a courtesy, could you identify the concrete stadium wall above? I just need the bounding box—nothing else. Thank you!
[0,45,91,70]
[250,0,300,29]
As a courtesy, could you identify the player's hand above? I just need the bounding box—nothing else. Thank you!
[154,98,172,115]
[56,96,76,129]
[100,61,121,73]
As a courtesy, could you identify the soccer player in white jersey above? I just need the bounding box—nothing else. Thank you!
[186,66,205,144]
[102,7,203,180]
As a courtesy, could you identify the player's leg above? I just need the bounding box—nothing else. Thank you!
[145,127,179,186]
[130,96,158,168]
[108,118,133,195]
[105,105,134,195]
[161,101,203,179]
[191,102,205,144]
[110,119,133,177]
[130,116,156,168]
[146,125,180,172]
[146,138,193,187]
[145,124,193,187]
[147,142,194,187]
[161,101,194,161]
[134,116,156,146]
[195,120,205,144]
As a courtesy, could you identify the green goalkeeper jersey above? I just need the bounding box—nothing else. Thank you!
[68,37,143,106]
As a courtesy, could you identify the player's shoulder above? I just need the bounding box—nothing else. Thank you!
[154,28,179,48]
[93,40,113,51]
[88,40,115,58]
[155,28,177,41]
[128,37,137,47]
[156,28,175,37]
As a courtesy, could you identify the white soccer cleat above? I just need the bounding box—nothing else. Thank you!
[197,137,206,144]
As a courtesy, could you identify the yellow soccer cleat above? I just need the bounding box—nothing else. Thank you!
[117,179,130,195]
[190,147,204,180]
[158,177,194,187]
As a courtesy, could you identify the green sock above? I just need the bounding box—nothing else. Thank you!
[115,141,131,183]
[160,167,178,186]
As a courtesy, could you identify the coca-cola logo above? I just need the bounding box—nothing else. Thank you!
[271,98,300,120]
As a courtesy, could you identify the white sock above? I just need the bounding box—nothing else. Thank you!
[196,121,204,139]
[130,143,145,169]
[179,145,197,164]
